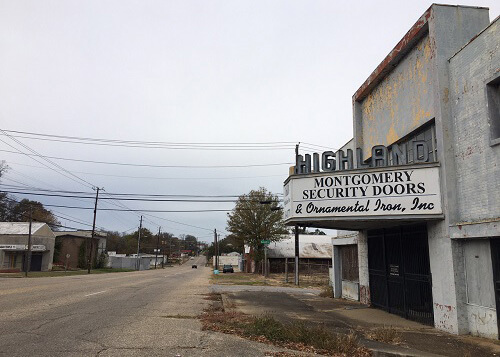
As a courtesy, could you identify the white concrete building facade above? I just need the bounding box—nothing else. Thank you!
[0,222,56,272]
[284,5,499,339]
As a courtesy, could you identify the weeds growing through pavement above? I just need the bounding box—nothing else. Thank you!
[318,285,334,298]
[366,326,403,345]
[199,294,369,356]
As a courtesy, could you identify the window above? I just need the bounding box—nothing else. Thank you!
[486,75,500,146]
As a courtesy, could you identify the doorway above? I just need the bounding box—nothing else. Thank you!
[368,224,433,325]
[491,239,500,338]
[30,253,43,271]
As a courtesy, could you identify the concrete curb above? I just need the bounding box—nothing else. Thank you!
[220,292,445,357]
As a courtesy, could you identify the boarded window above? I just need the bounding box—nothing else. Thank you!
[341,245,359,282]
[463,240,495,308]
[487,76,500,145]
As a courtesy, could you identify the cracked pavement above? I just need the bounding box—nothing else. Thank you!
[0,257,297,357]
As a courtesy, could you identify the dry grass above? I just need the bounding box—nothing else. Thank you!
[199,296,369,356]
[318,285,334,298]
[211,272,330,289]
[203,292,223,301]
[366,326,403,345]
[161,314,197,319]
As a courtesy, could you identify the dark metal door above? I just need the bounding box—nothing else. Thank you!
[491,239,500,338]
[368,225,433,325]
[30,253,43,271]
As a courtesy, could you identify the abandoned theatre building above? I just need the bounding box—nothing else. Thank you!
[284,5,500,338]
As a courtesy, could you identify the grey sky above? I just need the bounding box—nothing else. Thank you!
[0,1,498,241]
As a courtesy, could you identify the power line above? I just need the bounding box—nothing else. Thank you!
[140,213,215,233]
[1,129,298,148]
[7,161,287,181]
[0,148,293,168]
[0,182,219,233]
[0,130,95,189]
[1,173,112,231]
[0,184,283,198]
[2,196,97,231]
[0,190,284,204]
[0,138,95,189]
[34,204,234,213]
[0,135,171,231]
[3,134,297,150]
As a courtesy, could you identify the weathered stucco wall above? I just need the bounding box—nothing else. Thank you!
[448,18,500,225]
[359,35,435,159]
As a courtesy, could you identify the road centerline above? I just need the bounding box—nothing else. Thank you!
[84,290,107,297]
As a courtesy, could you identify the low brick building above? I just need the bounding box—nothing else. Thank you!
[54,230,107,269]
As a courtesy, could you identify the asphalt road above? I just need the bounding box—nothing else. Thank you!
[0,257,290,357]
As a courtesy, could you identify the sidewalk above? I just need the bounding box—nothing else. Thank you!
[214,285,500,357]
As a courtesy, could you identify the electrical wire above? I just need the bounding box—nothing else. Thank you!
[6,161,287,181]
[37,204,234,213]
[0,184,283,199]
[0,148,294,168]
[2,196,95,231]
[0,190,284,204]
[1,129,298,148]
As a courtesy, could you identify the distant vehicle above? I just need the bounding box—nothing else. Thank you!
[222,265,234,273]
[192,264,197,269]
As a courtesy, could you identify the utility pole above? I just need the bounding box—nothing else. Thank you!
[169,236,172,262]
[161,238,165,268]
[25,206,33,277]
[88,187,100,274]
[217,234,221,270]
[214,229,218,271]
[264,244,268,277]
[155,226,161,269]
[136,216,143,270]
[294,224,299,286]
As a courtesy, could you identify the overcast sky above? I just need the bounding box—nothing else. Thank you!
[0,1,498,242]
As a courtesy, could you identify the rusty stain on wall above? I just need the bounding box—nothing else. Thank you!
[359,284,370,305]
[359,35,434,160]
[434,303,456,332]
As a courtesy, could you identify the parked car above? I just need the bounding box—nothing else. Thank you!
[222,265,234,273]
[192,264,197,269]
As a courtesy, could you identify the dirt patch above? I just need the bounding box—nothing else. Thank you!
[199,294,369,356]
[161,314,197,319]
[203,292,223,301]
[318,285,333,298]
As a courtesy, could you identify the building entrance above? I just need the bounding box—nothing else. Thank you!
[30,253,43,271]
[368,224,433,325]
[491,239,500,338]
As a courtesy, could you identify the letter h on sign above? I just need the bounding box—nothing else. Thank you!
[295,154,311,174]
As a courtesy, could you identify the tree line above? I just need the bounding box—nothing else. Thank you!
[106,230,200,256]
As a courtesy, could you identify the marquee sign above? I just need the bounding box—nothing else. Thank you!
[295,141,430,174]
[283,164,442,223]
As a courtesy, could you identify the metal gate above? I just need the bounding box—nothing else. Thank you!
[368,224,433,325]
